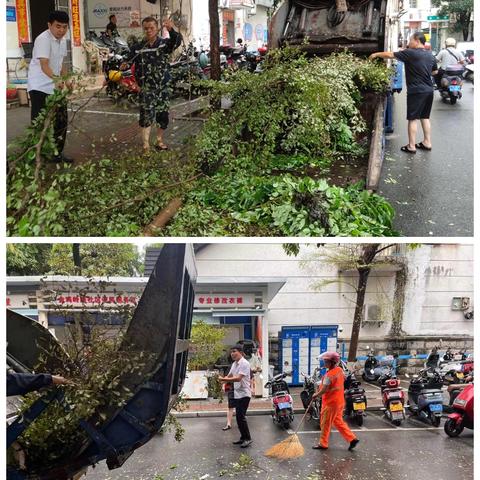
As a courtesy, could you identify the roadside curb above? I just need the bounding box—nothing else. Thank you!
[174,406,386,418]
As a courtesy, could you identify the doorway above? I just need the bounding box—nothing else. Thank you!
[29,0,55,41]
[28,0,72,70]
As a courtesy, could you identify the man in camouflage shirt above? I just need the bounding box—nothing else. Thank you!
[129,17,181,152]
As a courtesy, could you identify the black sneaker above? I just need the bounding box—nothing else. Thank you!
[232,440,243,445]
[240,440,252,448]
[348,439,359,451]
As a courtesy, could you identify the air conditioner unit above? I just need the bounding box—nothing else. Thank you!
[362,304,385,327]
[452,297,470,311]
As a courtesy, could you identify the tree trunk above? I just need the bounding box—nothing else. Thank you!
[348,268,370,362]
[209,0,221,81]
[348,243,381,361]
[72,243,82,275]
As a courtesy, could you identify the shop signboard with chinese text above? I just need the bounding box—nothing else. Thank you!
[194,294,255,308]
[71,0,82,47]
[87,0,140,29]
[52,293,140,307]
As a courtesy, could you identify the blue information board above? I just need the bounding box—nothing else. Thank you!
[280,325,338,386]
[7,6,16,22]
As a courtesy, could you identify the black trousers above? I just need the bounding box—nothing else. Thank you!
[29,90,68,155]
[235,396,251,441]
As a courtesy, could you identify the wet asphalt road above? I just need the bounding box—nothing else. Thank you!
[84,412,473,480]
[378,81,474,237]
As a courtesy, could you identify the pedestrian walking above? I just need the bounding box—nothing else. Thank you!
[434,38,466,88]
[127,16,181,153]
[219,345,253,448]
[369,32,438,154]
[27,10,73,163]
[312,351,359,451]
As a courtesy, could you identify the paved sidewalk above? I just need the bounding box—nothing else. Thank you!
[178,385,385,417]
[6,89,207,164]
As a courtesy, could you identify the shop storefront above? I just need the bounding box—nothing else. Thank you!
[6,0,193,83]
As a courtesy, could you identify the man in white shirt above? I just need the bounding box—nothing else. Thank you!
[219,345,252,448]
[27,10,72,163]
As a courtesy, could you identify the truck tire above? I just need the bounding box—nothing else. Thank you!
[444,418,464,437]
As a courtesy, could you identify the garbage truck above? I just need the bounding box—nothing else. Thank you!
[7,244,197,480]
[269,0,404,190]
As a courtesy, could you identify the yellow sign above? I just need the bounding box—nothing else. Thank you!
[425,33,431,42]
[71,0,82,47]
[15,0,29,45]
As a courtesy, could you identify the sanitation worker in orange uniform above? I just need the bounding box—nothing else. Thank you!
[312,351,359,451]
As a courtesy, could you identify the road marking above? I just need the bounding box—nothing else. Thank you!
[296,426,441,434]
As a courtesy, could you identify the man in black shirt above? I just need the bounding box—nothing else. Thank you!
[128,17,180,152]
[106,15,119,38]
[369,32,438,154]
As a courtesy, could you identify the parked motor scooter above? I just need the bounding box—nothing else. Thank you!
[406,368,444,427]
[439,351,472,385]
[438,66,464,104]
[300,369,322,424]
[381,377,406,426]
[264,372,294,429]
[104,55,140,102]
[377,356,398,386]
[362,350,379,382]
[344,371,367,426]
[444,383,474,437]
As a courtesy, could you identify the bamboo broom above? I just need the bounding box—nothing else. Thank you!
[264,399,314,460]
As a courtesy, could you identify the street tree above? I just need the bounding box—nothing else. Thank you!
[209,0,221,81]
[7,244,52,275]
[286,243,405,361]
[432,0,474,41]
[48,244,143,277]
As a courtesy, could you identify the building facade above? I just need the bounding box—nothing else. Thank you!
[400,0,471,50]
[192,0,273,50]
